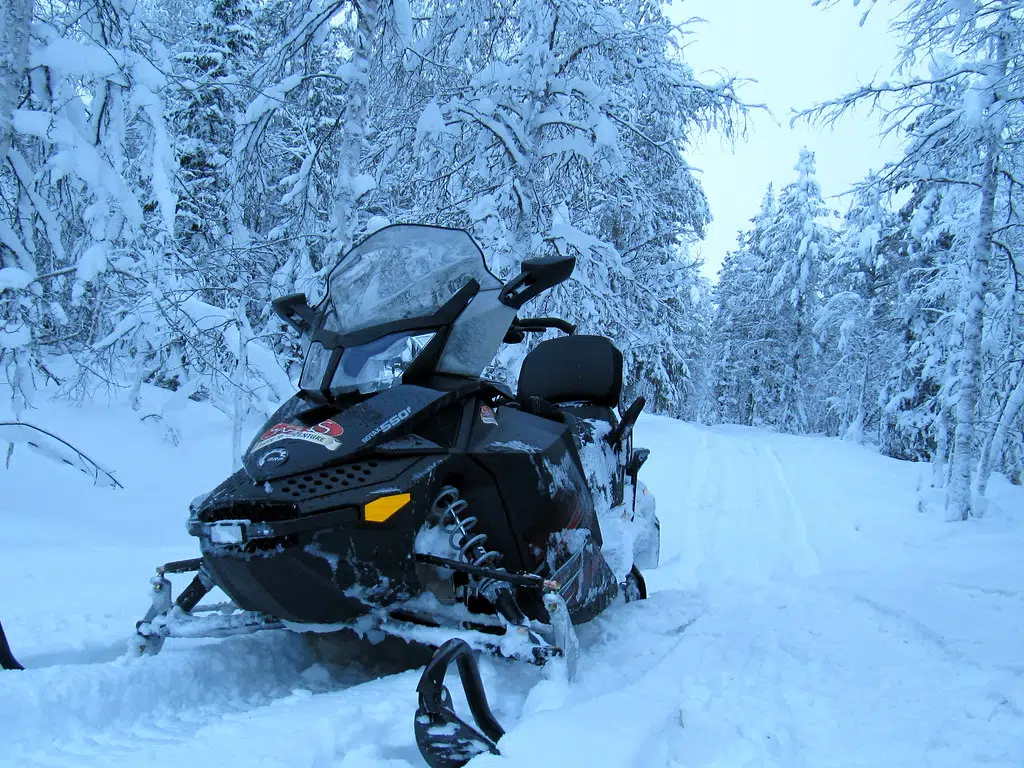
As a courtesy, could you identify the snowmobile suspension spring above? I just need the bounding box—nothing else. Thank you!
[433,486,500,569]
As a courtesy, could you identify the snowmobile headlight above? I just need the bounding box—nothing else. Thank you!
[188,492,210,516]
[299,340,334,391]
[325,331,436,396]
[210,520,248,545]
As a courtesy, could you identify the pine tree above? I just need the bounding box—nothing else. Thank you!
[876,185,954,468]
[815,177,902,441]
[758,149,831,432]
[707,187,777,426]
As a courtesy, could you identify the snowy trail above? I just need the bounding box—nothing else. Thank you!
[2,400,1023,766]
[645,421,821,591]
[489,417,1024,767]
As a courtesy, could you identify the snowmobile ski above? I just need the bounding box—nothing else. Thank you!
[0,619,22,670]
[414,638,504,768]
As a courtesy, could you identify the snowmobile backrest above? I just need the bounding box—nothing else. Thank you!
[518,335,622,407]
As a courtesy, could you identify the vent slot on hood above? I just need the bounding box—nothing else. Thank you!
[280,460,384,499]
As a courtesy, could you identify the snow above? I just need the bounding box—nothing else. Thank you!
[416,100,445,140]
[1,395,1023,767]
[241,74,304,124]
[0,325,30,348]
[0,421,121,488]
[0,226,33,272]
[31,37,126,81]
[0,266,33,292]
[351,173,376,200]
[74,241,109,299]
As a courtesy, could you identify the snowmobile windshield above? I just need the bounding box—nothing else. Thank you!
[323,224,501,336]
[299,225,506,396]
[300,328,437,396]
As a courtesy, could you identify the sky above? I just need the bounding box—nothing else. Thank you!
[668,0,903,281]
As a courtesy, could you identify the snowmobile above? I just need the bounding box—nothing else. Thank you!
[4,224,660,767]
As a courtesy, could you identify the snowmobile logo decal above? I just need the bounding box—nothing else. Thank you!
[250,419,344,453]
[257,447,289,468]
[361,407,413,444]
[479,405,498,425]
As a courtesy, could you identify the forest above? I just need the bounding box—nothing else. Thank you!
[0,0,1021,522]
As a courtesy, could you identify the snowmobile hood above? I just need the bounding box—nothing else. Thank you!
[242,384,448,482]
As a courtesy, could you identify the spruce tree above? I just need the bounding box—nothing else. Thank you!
[758,149,831,432]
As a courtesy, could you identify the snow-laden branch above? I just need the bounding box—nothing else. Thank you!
[0,422,122,488]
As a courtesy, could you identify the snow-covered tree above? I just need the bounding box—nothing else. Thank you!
[0,0,170,414]
[0,0,32,162]
[707,187,778,426]
[2,0,747,442]
[815,177,902,442]
[875,184,954,468]
[0,0,35,416]
[758,149,832,432]
[364,0,748,412]
[808,0,1024,518]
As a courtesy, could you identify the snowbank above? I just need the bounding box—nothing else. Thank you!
[0,395,1021,767]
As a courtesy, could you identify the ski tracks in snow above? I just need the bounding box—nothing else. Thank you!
[646,422,820,590]
[601,419,1024,768]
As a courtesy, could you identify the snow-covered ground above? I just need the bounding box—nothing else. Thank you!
[2,393,1022,767]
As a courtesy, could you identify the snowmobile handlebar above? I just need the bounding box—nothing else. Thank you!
[503,316,576,344]
[516,317,575,334]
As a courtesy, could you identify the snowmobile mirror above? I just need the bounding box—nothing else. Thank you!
[607,396,646,448]
[498,254,576,309]
[272,293,317,334]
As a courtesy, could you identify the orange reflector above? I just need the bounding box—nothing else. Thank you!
[364,493,411,523]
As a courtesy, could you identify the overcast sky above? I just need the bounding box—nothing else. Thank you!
[668,0,903,281]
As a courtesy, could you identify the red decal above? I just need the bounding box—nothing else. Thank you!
[260,419,343,441]
[311,419,344,437]
[251,418,344,453]
[259,422,301,440]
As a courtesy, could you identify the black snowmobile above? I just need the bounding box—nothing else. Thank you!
[4,224,660,767]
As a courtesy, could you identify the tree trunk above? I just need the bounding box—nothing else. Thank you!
[975,363,1024,498]
[933,406,949,489]
[946,144,997,521]
[0,0,32,164]
[845,363,869,443]
[327,0,377,262]
[231,311,249,471]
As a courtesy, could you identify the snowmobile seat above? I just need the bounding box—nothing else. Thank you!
[518,336,623,418]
